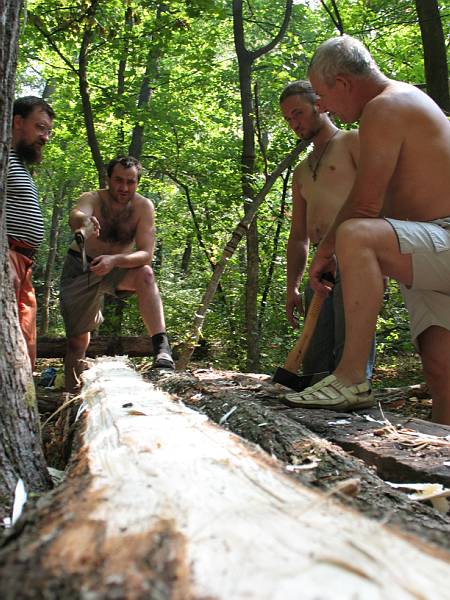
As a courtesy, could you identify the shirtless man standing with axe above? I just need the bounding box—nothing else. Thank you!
[60,156,174,394]
[279,80,375,385]
[285,36,450,425]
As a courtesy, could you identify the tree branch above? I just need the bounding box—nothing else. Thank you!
[252,0,293,60]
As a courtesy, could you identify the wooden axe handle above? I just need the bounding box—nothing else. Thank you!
[284,291,327,373]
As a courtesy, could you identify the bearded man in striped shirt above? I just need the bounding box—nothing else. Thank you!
[6,96,54,368]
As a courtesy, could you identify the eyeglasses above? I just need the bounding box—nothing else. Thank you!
[35,123,53,137]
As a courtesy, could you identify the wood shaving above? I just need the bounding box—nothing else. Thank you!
[371,414,450,452]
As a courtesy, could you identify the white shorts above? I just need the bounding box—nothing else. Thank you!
[385,217,450,347]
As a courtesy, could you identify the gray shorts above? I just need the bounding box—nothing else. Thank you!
[385,217,450,346]
[60,250,131,338]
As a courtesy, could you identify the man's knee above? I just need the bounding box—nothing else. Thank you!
[336,219,375,253]
[421,349,450,382]
[135,265,157,289]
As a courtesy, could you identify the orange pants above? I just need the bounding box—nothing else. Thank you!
[9,250,37,368]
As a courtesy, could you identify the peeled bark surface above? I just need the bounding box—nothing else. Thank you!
[1,358,450,600]
[151,368,450,551]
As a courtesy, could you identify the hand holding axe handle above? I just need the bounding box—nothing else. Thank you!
[273,272,335,391]
[74,230,88,273]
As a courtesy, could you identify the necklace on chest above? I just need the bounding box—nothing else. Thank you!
[307,130,338,181]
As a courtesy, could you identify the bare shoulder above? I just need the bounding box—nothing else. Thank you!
[338,128,358,143]
[75,190,99,210]
[134,192,155,218]
[135,192,154,209]
[337,129,359,152]
[293,158,308,184]
[362,81,416,123]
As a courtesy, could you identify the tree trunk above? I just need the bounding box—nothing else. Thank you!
[415,0,450,113]
[153,368,450,551]
[180,235,192,275]
[39,184,66,334]
[37,335,153,358]
[128,3,164,159]
[259,167,290,323]
[0,0,52,522]
[177,140,307,368]
[233,3,260,370]
[116,6,134,148]
[245,218,259,369]
[1,358,450,598]
[78,0,105,186]
[232,0,294,371]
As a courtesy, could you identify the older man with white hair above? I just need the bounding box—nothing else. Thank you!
[284,35,450,425]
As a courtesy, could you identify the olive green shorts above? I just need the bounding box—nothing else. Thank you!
[386,217,450,347]
[60,251,131,338]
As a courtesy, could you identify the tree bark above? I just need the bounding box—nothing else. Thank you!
[128,3,164,159]
[259,167,290,323]
[37,335,154,358]
[78,1,106,187]
[0,0,52,522]
[116,6,134,148]
[415,0,450,113]
[233,2,260,371]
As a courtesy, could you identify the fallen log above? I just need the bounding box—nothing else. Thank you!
[36,335,153,358]
[2,358,450,599]
[152,368,450,487]
[150,368,450,550]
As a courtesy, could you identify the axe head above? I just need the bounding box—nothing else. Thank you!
[272,368,328,392]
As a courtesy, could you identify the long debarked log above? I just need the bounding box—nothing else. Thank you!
[1,358,450,599]
[149,368,450,550]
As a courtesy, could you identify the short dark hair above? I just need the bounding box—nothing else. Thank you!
[13,96,55,120]
[279,80,318,105]
[106,156,143,180]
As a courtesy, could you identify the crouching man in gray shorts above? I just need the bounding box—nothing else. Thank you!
[283,35,450,425]
[60,156,174,394]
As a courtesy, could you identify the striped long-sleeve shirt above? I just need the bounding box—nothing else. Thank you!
[5,149,44,249]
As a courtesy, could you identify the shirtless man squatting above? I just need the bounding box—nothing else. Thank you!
[280,80,375,381]
[60,156,174,394]
[285,36,450,425]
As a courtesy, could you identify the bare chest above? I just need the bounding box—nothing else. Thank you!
[95,201,137,246]
[299,152,356,242]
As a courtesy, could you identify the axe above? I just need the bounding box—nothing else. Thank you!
[74,230,88,273]
[273,272,334,392]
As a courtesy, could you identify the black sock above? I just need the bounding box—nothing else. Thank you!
[152,332,171,356]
